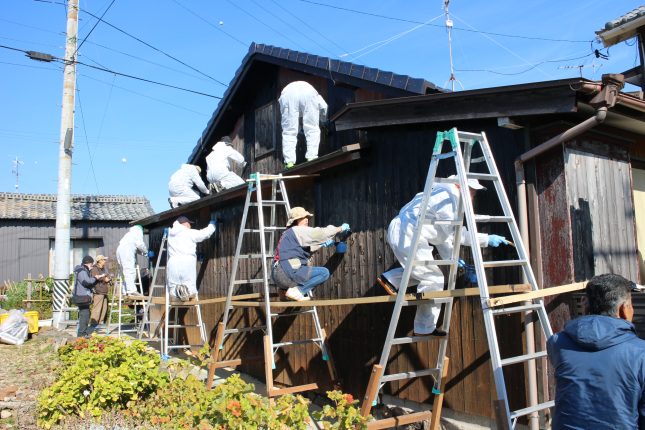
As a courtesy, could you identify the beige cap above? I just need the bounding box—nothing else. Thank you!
[96,255,108,262]
[286,207,313,226]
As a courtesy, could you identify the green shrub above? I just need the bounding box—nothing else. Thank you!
[37,336,168,429]
[1,278,53,319]
[313,390,370,430]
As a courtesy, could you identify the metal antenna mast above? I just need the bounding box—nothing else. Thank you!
[11,157,24,191]
[443,0,462,91]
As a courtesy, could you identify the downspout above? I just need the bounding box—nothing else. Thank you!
[514,73,625,430]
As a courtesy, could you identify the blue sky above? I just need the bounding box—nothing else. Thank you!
[0,0,640,213]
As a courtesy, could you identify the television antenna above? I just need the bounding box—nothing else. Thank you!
[11,156,24,191]
[443,0,463,91]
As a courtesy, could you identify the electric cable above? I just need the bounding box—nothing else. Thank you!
[73,0,117,57]
[76,87,101,193]
[169,0,248,47]
[456,53,593,76]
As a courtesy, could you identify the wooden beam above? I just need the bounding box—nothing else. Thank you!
[268,383,319,397]
[487,282,585,308]
[361,365,384,417]
[430,358,449,430]
[263,335,274,394]
[206,322,225,390]
[228,284,531,308]
[151,293,260,305]
[366,411,433,430]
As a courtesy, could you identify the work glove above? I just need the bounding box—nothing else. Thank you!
[340,223,350,232]
[209,219,217,227]
[488,234,507,247]
[147,250,155,258]
[457,258,467,268]
[321,239,334,247]
[163,227,169,236]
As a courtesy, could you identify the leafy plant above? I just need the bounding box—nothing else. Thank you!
[1,278,53,319]
[313,390,370,430]
[37,336,168,429]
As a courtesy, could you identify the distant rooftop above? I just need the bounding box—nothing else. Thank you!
[596,6,645,47]
[0,193,155,221]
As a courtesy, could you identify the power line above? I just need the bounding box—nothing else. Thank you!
[294,0,592,44]
[0,43,222,99]
[456,53,594,76]
[169,0,248,47]
[73,0,117,56]
[36,0,229,87]
[76,87,100,192]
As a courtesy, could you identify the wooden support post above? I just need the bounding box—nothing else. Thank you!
[430,357,450,430]
[263,335,274,394]
[320,328,341,389]
[361,364,384,417]
[206,322,225,390]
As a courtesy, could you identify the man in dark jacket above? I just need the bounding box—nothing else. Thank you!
[547,273,645,429]
[73,255,105,337]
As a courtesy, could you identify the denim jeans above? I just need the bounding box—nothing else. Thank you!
[77,304,91,337]
[298,267,330,296]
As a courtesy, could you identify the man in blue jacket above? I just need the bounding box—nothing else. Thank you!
[547,273,645,429]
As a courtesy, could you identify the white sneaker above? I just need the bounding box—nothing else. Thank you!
[285,287,310,302]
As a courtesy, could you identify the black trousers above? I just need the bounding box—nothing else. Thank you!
[77,304,91,337]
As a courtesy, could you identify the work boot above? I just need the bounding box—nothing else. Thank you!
[285,162,295,169]
[285,287,310,301]
[306,157,318,162]
[414,328,447,337]
[377,276,398,296]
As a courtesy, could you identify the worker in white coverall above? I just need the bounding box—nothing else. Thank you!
[378,178,509,336]
[166,215,216,301]
[168,164,210,208]
[278,81,328,169]
[116,225,151,297]
[206,136,246,191]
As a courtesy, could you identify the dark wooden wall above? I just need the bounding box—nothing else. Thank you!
[149,119,534,420]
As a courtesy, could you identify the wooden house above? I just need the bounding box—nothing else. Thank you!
[136,43,645,424]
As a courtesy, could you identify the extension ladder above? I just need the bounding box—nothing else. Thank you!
[207,173,337,396]
[137,229,207,357]
[361,128,553,429]
[107,266,146,337]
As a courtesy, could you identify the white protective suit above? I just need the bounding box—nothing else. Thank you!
[278,81,328,165]
[116,225,148,294]
[168,164,210,207]
[166,221,216,298]
[383,183,489,334]
[206,141,246,190]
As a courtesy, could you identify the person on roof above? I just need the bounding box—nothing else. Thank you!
[206,136,247,192]
[166,215,216,301]
[168,164,210,208]
[278,81,328,169]
[547,273,645,429]
[116,225,150,298]
[272,206,349,301]
[377,177,508,336]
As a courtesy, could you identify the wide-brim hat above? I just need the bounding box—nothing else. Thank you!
[448,175,486,190]
[96,255,108,262]
[286,207,313,226]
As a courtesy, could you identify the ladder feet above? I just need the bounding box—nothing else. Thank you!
[432,387,441,395]
[322,354,329,361]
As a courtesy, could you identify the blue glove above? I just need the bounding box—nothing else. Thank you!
[209,219,217,227]
[457,258,466,268]
[163,227,169,236]
[147,250,155,258]
[488,234,507,247]
[321,239,334,247]
[340,223,350,232]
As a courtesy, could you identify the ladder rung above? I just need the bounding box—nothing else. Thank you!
[456,131,484,141]
[243,227,286,233]
[423,218,461,226]
[238,253,274,259]
[233,279,266,284]
[381,368,440,383]
[167,344,204,349]
[510,400,554,419]
[412,258,454,267]
[482,259,528,268]
[467,172,497,181]
[271,309,315,318]
[167,324,203,328]
[500,350,547,367]
[491,303,543,315]
[391,334,448,345]
[250,200,289,206]
[224,326,265,334]
[474,215,513,223]
[274,338,322,348]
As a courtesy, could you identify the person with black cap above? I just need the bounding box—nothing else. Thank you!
[72,255,106,337]
[377,177,509,336]
[206,136,247,192]
[166,215,216,301]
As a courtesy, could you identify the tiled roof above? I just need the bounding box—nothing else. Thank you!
[0,193,155,221]
[189,42,441,162]
[596,6,645,47]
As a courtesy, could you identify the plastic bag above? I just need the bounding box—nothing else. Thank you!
[0,309,29,345]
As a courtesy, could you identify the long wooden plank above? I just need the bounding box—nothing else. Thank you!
[487,282,586,308]
[361,365,384,417]
[151,292,260,305]
[366,411,433,430]
[268,383,318,397]
[430,357,449,430]
[228,284,531,308]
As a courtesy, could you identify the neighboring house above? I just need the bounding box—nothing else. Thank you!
[0,193,154,282]
[135,42,645,424]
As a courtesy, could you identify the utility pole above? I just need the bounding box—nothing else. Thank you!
[52,0,79,328]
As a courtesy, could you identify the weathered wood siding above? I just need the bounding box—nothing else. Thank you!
[0,221,143,282]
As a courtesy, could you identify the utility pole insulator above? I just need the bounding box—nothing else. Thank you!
[25,51,55,62]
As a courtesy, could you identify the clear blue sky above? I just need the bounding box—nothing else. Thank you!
[0,0,639,213]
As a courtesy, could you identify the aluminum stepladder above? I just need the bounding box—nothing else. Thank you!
[107,266,146,337]
[137,229,207,357]
[361,128,554,430]
[207,173,338,396]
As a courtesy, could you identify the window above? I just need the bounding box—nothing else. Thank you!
[255,101,277,158]
[49,238,102,275]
